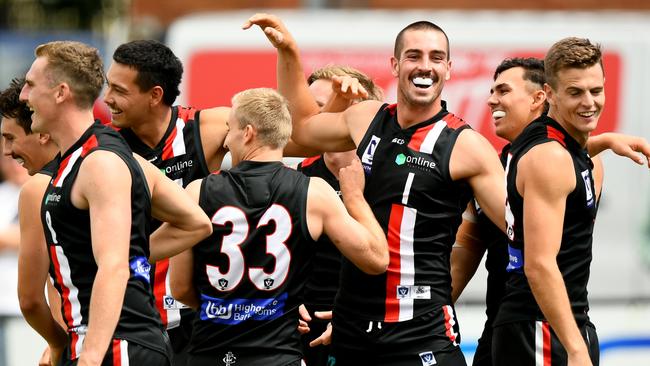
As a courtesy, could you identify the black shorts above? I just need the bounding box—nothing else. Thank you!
[188,350,303,366]
[300,305,332,366]
[472,322,493,366]
[492,320,599,366]
[167,309,194,366]
[58,338,171,366]
[330,308,466,366]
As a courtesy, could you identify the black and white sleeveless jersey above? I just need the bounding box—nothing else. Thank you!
[336,103,473,323]
[190,161,316,363]
[495,115,598,327]
[42,122,165,361]
[119,105,208,329]
[297,155,342,309]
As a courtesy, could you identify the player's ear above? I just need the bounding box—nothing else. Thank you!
[150,86,164,107]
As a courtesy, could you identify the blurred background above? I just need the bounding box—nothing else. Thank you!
[1,1,649,365]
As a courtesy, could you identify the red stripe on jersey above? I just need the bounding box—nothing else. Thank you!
[543,321,552,366]
[177,106,197,122]
[384,103,397,115]
[53,153,74,187]
[547,125,567,147]
[162,128,178,161]
[80,135,98,157]
[153,259,169,326]
[112,339,121,366]
[443,305,458,344]
[443,113,466,129]
[300,155,322,169]
[384,204,404,322]
[70,332,80,360]
[49,246,73,329]
[107,123,121,131]
[407,124,436,151]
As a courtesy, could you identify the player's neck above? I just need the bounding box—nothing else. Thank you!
[131,106,173,148]
[239,145,283,164]
[51,107,95,154]
[396,98,443,129]
[547,109,589,147]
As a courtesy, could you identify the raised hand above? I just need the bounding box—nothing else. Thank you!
[242,13,295,50]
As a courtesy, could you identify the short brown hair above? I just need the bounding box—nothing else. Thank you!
[35,41,104,109]
[394,21,449,60]
[544,37,602,90]
[231,88,291,149]
[308,65,384,102]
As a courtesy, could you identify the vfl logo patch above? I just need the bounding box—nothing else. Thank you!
[419,351,437,365]
[218,278,229,290]
[397,286,410,299]
[361,135,381,173]
[163,295,189,310]
[263,278,274,289]
[396,285,431,299]
[581,169,595,207]
[129,256,151,284]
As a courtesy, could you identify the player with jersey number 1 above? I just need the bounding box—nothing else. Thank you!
[169,87,389,366]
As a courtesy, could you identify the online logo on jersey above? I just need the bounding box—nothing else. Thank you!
[45,192,62,205]
[394,153,436,172]
[200,292,287,325]
[159,158,194,180]
[129,256,151,284]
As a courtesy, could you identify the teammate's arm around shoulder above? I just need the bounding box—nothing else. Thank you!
[134,154,212,262]
[519,143,592,365]
[450,129,506,233]
[73,151,132,365]
[17,173,68,364]
[307,159,388,275]
[587,132,650,167]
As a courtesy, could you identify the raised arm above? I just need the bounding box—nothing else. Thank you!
[243,13,380,152]
[134,154,212,262]
[73,151,131,365]
[17,173,68,363]
[307,159,388,274]
[519,143,592,366]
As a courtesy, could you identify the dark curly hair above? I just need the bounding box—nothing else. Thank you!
[112,40,183,106]
[0,78,33,134]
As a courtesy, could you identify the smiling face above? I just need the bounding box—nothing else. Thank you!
[104,62,153,128]
[391,29,451,109]
[20,57,58,134]
[1,117,46,175]
[546,64,605,142]
[488,67,545,142]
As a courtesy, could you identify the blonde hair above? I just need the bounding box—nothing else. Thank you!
[308,65,384,101]
[231,88,291,149]
[545,37,602,90]
[35,41,104,109]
